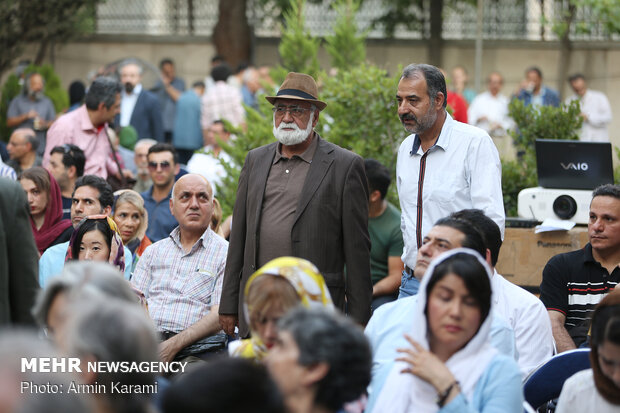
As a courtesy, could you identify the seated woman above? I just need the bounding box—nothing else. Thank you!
[113,190,151,271]
[229,256,333,362]
[556,289,620,413]
[368,249,522,413]
[19,166,72,255]
[66,215,125,273]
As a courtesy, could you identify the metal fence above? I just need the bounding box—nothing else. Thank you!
[94,0,618,41]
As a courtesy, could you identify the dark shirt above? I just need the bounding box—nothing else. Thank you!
[257,135,318,267]
[7,94,56,157]
[6,155,42,175]
[153,77,186,132]
[142,187,178,243]
[540,243,620,347]
[61,196,72,221]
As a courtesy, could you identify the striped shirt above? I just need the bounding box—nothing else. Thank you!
[131,226,229,333]
[0,161,16,180]
[540,243,619,347]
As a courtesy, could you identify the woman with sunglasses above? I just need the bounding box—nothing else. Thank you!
[368,249,522,413]
[19,166,73,255]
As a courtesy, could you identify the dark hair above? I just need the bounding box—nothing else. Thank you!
[433,217,486,258]
[147,143,178,164]
[450,209,502,266]
[235,62,250,74]
[211,119,228,132]
[364,158,391,200]
[68,81,86,106]
[592,184,620,201]
[85,77,122,110]
[568,73,586,83]
[70,219,114,260]
[526,66,543,79]
[159,58,174,69]
[425,252,492,324]
[19,166,51,199]
[162,358,285,413]
[211,55,225,65]
[20,130,39,151]
[589,291,620,403]
[73,175,114,209]
[401,64,447,109]
[192,80,206,89]
[211,63,232,82]
[278,307,372,411]
[50,144,86,177]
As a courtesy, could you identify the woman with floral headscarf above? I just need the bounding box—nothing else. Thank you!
[229,256,333,362]
[66,215,125,273]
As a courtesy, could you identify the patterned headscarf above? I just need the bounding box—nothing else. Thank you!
[65,215,125,273]
[231,257,333,361]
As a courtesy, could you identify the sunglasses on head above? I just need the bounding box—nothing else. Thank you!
[147,161,172,170]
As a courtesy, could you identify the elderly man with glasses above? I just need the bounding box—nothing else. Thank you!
[141,143,180,242]
[219,72,372,338]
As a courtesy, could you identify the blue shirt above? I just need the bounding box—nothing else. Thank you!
[398,270,420,298]
[39,241,133,287]
[172,89,202,151]
[142,188,178,243]
[154,77,186,132]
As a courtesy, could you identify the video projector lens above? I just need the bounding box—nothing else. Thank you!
[553,195,578,220]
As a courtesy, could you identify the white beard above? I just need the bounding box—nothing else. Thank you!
[273,112,314,146]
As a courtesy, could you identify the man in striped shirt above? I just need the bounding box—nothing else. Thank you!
[132,174,228,363]
[540,184,620,352]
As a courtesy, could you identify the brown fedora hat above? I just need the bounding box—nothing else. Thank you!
[265,72,327,111]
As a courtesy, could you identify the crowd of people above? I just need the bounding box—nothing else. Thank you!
[0,58,618,413]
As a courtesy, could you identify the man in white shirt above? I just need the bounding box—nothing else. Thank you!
[565,73,612,142]
[451,209,554,378]
[187,120,232,196]
[396,63,505,297]
[468,72,513,138]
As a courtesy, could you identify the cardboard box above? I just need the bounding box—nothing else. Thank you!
[496,227,589,288]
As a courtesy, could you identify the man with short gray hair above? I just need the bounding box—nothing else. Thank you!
[44,77,122,179]
[6,128,41,174]
[395,63,505,297]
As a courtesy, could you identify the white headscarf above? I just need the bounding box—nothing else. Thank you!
[371,248,498,413]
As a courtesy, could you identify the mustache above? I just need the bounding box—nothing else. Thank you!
[400,113,417,123]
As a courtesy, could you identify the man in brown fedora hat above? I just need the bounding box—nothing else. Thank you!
[219,72,372,337]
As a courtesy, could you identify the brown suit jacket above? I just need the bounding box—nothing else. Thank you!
[219,135,372,336]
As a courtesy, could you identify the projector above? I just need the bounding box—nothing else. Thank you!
[518,187,592,224]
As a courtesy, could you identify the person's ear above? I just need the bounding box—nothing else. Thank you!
[485,248,493,268]
[435,92,445,110]
[301,362,330,387]
[369,189,382,203]
[67,165,77,180]
[169,198,174,215]
[103,205,112,216]
[312,110,320,128]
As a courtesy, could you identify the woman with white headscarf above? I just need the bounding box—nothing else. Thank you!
[369,248,522,413]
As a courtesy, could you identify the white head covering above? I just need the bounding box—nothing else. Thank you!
[372,248,498,413]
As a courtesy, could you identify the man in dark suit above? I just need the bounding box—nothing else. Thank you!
[0,178,39,325]
[219,72,372,337]
[117,60,164,142]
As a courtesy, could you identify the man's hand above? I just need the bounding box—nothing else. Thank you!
[219,314,238,336]
[159,336,182,363]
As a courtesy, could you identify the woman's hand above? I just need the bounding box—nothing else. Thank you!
[395,334,456,392]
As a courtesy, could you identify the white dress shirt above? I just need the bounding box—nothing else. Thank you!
[565,89,612,142]
[396,113,505,269]
[493,270,554,378]
[467,91,513,137]
[556,369,619,413]
[186,146,232,196]
[120,83,142,127]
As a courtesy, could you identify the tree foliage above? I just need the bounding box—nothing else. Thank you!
[324,0,367,70]
[277,0,321,79]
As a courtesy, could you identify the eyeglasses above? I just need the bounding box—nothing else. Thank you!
[147,161,171,171]
[272,105,312,118]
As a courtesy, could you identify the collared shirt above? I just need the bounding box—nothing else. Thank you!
[492,270,554,378]
[396,113,505,269]
[39,241,133,287]
[43,105,117,178]
[540,243,620,347]
[154,77,186,132]
[186,147,232,196]
[556,369,620,413]
[467,91,513,137]
[0,160,16,179]
[120,84,142,127]
[141,187,179,243]
[131,227,229,333]
[565,89,612,142]
[200,81,244,129]
[257,135,318,267]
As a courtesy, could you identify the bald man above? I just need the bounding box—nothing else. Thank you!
[131,174,229,363]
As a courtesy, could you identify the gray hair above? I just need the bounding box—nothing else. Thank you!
[85,76,122,110]
[134,138,158,151]
[64,298,158,413]
[401,63,448,109]
[13,128,39,151]
[119,59,144,75]
[277,307,372,411]
[592,184,620,201]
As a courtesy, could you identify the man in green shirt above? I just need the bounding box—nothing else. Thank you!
[365,159,404,311]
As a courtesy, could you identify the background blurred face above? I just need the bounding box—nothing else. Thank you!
[205,123,229,146]
[29,74,44,94]
[161,62,175,80]
[134,143,152,172]
[20,178,47,218]
[71,186,105,227]
[526,70,542,92]
[426,273,481,357]
[120,64,141,92]
[598,340,620,389]
[265,330,306,399]
[252,305,287,350]
[7,131,31,160]
[397,75,439,135]
[78,229,110,261]
[147,151,177,188]
[48,153,70,188]
[113,202,142,244]
[171,175,213,234]
[487,73,503,96]
[101,93,121,123]
[570,78,587,97]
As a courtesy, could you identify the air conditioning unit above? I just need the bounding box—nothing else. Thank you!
[517,187,592,224]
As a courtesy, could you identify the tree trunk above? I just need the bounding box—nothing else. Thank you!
[213,0,252,68]
[428,0,443,67]
[34,37,49,65]
[556,3,576,99]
